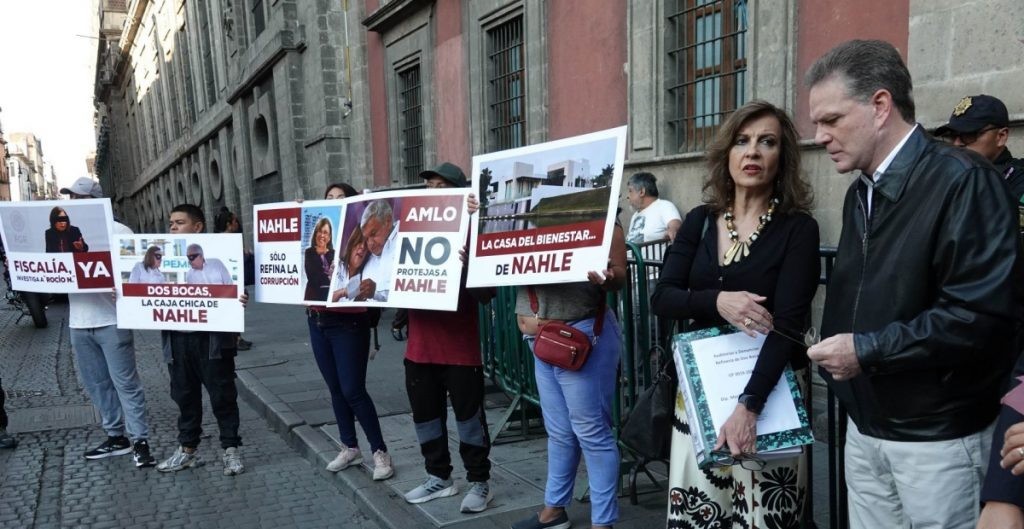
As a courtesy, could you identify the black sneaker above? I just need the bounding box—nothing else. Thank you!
[84,436,132,460]
[133,439,156,468]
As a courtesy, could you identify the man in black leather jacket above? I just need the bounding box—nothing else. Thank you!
[806,40,1021,529]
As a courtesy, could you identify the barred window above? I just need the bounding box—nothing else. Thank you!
[251,0,265,37]
[666,0,748,153]
[486,16,525,151]
[398,65,424,185]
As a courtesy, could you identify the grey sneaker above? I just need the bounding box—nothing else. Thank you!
[404,475,458,504]
[222,447,244,476]
[156,446,203,472]
[326,445,362,472]
[460,481,493,513]
[372,449,394,480]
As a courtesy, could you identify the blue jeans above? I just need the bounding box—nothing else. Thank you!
[71,325,150,441]
[307,311,386,453]
[527,310,621,526]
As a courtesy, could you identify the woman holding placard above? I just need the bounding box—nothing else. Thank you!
[652,100,820,528]
[306,183,393,481]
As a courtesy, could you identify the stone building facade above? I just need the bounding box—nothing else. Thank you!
[95,0,1024,245]
[6,132,51,201]
[94,0,368,235]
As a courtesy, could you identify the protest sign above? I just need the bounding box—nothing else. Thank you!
[252,200,345,305]
[467,126,627,287]
[113,233,244,332]
[0,198,116,293]
[326,189,470,311]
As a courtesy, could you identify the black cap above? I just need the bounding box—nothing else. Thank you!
[419,162,468,188]
[935,95,1009,136]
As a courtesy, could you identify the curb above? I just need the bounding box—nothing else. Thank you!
[235,369,433,529]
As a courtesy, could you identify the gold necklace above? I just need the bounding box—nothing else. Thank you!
[723,198,779,266]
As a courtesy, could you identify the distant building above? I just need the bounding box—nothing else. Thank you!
[7,132,48,201]
[0,110,8,201]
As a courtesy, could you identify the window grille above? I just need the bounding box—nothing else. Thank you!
[398,65,424,185]
[666,0,748,153]
[486,16,525,151]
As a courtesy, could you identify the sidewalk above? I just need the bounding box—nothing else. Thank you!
[234,301,668,529]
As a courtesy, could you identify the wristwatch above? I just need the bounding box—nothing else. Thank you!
[738,393,765,414]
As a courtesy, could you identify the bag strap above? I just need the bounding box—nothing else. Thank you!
[528,286,606,341]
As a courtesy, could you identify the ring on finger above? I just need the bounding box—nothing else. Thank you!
[1017,447,1024,459]
[743,317,753,328]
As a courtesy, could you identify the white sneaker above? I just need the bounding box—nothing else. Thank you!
[404,475,458,504]
[326,445,362,472]
[222,447,245,476]
[372,449,394,480]
[460,481,493,513]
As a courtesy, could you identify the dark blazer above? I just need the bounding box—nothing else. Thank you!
[304,246,334,302]
[44,226,88,253]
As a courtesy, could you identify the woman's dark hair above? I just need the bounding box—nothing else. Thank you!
[324,182,358,199]
[49,207,69,228]
[143,245,162,270]
[341,227,366,271]
[703,100,813,215]
[213,206,236,233]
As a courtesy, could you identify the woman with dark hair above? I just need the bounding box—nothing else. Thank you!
[45,207,89,253]
[128,246,166,283]
[306,182,393,480]
[303,216,335,302]
[652,100,820,527]
[330,227,369,303]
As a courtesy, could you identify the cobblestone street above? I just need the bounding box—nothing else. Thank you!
[0,297,381,529]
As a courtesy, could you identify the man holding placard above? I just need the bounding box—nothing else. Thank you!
[62,178,156,468]
[156,204,246,477]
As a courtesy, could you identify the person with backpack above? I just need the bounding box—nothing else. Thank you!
[307,183,393,481]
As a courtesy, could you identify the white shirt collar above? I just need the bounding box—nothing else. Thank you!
[872,125,917,183]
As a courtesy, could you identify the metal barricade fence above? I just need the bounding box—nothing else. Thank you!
[477,244,847,529]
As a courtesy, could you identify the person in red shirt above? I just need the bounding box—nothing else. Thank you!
[401,162,496,514]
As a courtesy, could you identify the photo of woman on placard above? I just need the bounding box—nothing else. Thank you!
[128,246,166,283]
[44,207,89,253]
[304,216,335,302]
[331,228,370,302]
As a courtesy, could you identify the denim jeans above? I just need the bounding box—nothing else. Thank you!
[307,311,386,453]
[527,310,621,526]
[71,325,150,441]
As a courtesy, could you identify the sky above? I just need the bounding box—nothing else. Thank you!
[0,0,98,188]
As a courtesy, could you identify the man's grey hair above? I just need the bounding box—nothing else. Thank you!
[186,243,204,255]
[360,199,394,227]
[805,39,915,124]
[627,172,659,197]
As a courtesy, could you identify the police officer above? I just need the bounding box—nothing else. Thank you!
[936,94,1024,209]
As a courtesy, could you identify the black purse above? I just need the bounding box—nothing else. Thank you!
[620,346,676,460]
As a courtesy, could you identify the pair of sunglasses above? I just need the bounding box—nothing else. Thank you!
[186,254,202,261]
[55,216,70,222]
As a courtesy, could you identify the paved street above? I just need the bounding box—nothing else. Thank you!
[0,294,381,529]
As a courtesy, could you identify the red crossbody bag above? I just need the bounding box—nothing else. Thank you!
[527,287,606,371]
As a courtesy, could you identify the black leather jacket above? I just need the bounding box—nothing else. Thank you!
[820,126,1022,441]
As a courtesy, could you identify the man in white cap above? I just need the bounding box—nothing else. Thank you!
[59,177,156,468]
